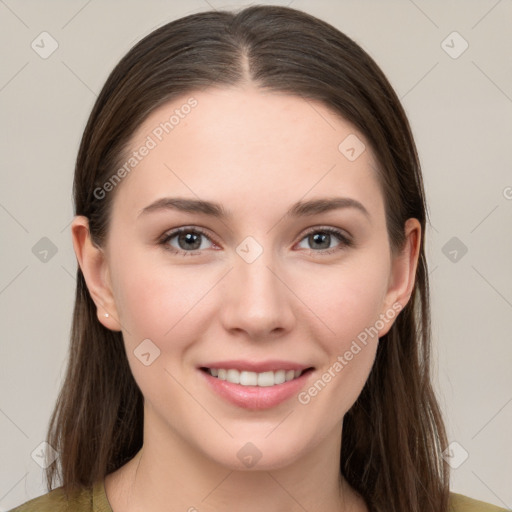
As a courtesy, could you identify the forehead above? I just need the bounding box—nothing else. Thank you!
[110,86,384,223]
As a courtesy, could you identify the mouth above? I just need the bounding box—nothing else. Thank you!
[200,367,313,387]
[198,363,315,410]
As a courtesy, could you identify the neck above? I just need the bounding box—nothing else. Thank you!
[104,407,367,512]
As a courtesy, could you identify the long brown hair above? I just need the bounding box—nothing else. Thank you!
[46,5,450,511]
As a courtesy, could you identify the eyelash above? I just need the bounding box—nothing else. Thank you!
[158,226,353,257]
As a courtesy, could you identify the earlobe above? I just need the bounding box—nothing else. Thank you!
[71,216,121,332]
[378,218,422,337]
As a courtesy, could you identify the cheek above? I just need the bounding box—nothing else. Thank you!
[294,253,390,409]
[299,253,391,345]
[110,248,215,349]
[109,253,217,403]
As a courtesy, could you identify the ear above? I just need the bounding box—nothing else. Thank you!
[71,216,121,331]
[378,218,421,337]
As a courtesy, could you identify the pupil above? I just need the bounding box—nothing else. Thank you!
[180,232,201,250]
[311,232,329,249]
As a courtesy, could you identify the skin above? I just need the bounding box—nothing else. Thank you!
[72,86,420,512]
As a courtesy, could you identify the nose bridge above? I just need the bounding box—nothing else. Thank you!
[235,242,283,310]
[220,237,294,336]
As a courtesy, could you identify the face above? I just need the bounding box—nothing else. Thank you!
[77,86,417,471]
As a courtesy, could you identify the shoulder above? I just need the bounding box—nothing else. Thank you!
[449,492,509,511]
[9,484,93,512]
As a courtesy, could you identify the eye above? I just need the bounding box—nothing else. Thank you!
[296,227,353,255]
[159,227,216,255]
[159,225,353,257]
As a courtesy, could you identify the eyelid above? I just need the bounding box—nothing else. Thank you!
[296,225,354,253]
[299,225,352,243]
[158,225,219,249]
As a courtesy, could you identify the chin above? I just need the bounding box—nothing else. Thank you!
[203,436,308,472]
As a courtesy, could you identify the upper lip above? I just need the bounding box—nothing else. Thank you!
[199,360,313,373]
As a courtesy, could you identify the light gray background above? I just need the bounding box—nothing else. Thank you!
[1,0,511,510]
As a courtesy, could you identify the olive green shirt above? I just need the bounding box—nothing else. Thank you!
[9,479,509,511]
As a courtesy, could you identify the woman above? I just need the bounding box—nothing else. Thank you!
[10,5,507,512]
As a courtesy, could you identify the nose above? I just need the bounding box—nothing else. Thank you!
[219,248,296,341]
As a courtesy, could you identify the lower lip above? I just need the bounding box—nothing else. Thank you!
[199,369,313,410]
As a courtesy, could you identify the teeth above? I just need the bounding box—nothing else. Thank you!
[240,371,258,386]
[226,369,239,384]
[207,368,305,386]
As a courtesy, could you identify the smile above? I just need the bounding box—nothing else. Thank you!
[202,368,307,387]
[198,360,315,409]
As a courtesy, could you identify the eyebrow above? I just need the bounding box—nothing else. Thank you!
[138,196,370,220]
